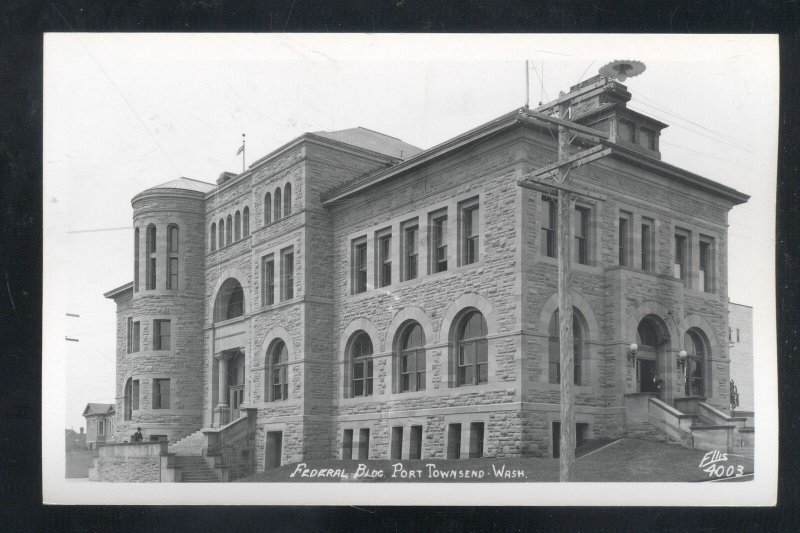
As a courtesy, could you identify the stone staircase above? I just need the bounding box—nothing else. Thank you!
[169,429,207,456]
[174,455,219,482]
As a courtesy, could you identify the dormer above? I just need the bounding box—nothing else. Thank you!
[567,75,668,160]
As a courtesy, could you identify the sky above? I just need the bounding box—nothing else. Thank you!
[42,34,778,436]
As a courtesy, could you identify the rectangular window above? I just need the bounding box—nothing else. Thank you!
[541,196,557,258]
[469,422,485,458]
[447,423,461,460]
[390,427,403,460]
[352,238,367,294]
[153,379,170,409]
[699,236,714,293]
[132,380,139,410]
[402,221,418,281]
[409,425,423,460]
[147,258,156,290]
[358,428,370,460]
[737,328,740,342]
[134,229,139,292]
[377,233,392,288]
[352,359,373,397]
[619,119,636,143]
[342,429,353,460]
[575,206,590,265]
[430,212,448,274]
[132,321,140,352]
[674,231,688,283]
[167,257,178,289]
[641,218,654,271]
[153,320,171,351]
[640,127,656,150]
[281,248,294,301]
[127,318,133,354]
[460,199,479,265]
[619,212,632,266]
[261,255,275,306]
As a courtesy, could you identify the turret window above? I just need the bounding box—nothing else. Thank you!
[167,225,179,290]
[146,225,156,290]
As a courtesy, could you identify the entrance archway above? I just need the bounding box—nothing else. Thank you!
[636,315,670,397]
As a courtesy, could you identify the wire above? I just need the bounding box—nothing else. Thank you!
[634,92,751,149]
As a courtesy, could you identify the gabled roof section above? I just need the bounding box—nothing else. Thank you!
[143,177,216,194]
[83,403,115,416]
[310,127,423,160]
[103,281,133,300]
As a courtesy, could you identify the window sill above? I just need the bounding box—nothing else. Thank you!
[345,259,487,300]
[539,255,601,273]
[207,234,252,256]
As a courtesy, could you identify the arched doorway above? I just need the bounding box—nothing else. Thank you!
[636,315,670,397]
[684,329,709,397]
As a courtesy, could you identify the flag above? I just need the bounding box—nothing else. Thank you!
[236,144,244,155]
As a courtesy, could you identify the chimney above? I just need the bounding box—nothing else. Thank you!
[217,171,237,186]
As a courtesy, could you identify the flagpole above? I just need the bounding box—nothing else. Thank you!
[242,133,246,173]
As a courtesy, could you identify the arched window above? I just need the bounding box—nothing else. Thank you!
[226,215,232,245]
[234,211,241,241]
[264,192,272,224]
[218,219,225,248]
[268,340,289,401]
[124,378,132,421]
[145,224,156,290]
[684,329,708,396]
[399,323,426,392]
[548,308,585,385]
[350,332,374,397]
[283,183,292,216]
[274,188,282,221]
[243,207,250,237]
[456,311,488,386]
[210,223,217,251]
[213,278,245,322]
[637,318,665,348]
[167,225,179,290]
[134,228,140,292]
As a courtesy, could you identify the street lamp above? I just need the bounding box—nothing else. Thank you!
[627,343,638,364]
[677,349,688,373]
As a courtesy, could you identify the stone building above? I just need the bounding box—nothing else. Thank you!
[82,403,115,450]
[103,76,749,476]
[728,302,754,412]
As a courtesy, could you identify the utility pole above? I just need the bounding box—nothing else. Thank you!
[517,84,613,482]
[518,60,645,481]
[556,99,577,481]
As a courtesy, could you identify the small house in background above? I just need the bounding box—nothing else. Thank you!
[82,403,115,450]
[65,427,86,451]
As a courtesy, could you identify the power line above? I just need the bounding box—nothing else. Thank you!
[634,91,751,149]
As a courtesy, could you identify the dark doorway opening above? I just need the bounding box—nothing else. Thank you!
[266,431,282,469]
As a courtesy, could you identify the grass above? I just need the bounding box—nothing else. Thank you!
[238,439,755,483]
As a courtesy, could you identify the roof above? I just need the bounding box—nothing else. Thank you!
[143,177,216,194]
[103,281,133,299]
[310,127,423,160]
[83,403,115,416]
[322,107,750,207]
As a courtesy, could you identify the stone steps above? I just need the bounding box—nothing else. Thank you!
[169,429,206,456]
[174,456,218,482]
